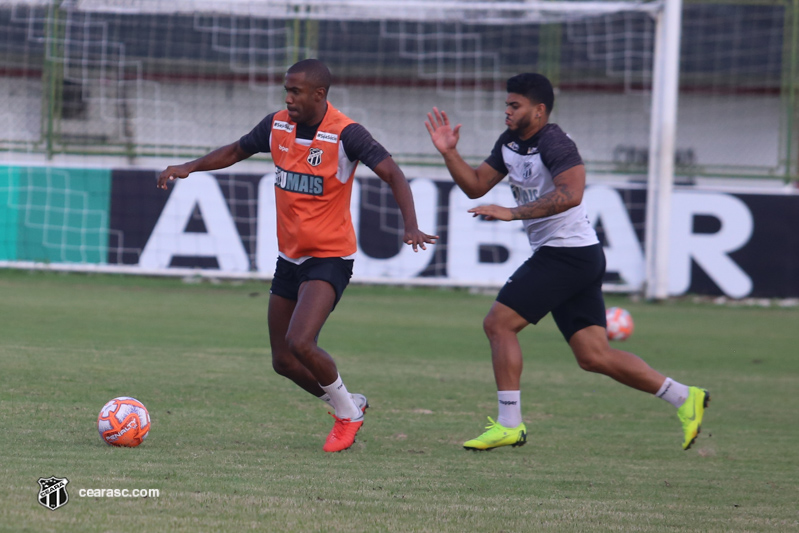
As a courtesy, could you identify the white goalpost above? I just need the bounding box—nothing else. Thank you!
[645,0,681,300]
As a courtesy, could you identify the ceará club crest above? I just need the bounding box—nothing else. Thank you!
[307,148,323,167]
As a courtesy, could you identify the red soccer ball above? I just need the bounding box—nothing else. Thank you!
[97,397,151,447]
[605,307,634,341]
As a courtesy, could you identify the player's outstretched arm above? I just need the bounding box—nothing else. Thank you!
[372,157,439,252]
[424,107,505,199]
[468,165,586,221]
[157,141,253,190]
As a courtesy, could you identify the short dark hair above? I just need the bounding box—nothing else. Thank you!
[287,58,332,93]
[506,73,554,115]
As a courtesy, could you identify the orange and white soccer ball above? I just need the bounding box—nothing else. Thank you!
[97,397,151,447]
[605,307,634,341]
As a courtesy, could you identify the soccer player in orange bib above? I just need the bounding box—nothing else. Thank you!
[158,59,437,452]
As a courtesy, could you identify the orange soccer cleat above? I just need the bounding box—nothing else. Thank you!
[323,412,364,452]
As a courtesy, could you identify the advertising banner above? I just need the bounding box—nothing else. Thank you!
[2,165,797,298]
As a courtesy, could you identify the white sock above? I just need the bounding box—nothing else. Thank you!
[496,390,522,428]
[319,392,362,415]
[320,374,360,420]
[655,377,690,408]
[318,393,334,409]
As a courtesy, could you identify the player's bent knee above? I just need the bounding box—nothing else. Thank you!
[285,334,315,360]
[575,352,606,373]
[482,315,494,336]
[483,313,507,339]
[271,359,289,376]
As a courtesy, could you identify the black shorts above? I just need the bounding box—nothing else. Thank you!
[269,256,354,308]
[496,243,607,341]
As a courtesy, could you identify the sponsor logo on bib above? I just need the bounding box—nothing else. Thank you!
[315,131,338,144]
[273,120,295,133]
[275,166,324,196]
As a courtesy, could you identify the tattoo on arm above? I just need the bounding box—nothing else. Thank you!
[510,182,575,220]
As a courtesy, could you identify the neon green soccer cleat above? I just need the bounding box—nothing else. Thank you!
[677,387,710,450]
[463,417,527,451]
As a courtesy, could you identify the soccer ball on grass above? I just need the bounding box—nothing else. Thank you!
[97,397,151,447]
[605,307,634,341]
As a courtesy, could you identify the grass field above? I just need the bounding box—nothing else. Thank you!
[1,269,797,532]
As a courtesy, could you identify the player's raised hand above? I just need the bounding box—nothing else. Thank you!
[404,227,439,252]
[425,107,462,155]
[157,164,192,190]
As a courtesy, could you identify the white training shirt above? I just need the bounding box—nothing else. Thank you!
[485,123,599,252]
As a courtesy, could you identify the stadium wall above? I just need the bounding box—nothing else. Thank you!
[1,163,797,299]
[0,77,785,175]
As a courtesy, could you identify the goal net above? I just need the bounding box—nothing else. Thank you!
[0,0,792,290]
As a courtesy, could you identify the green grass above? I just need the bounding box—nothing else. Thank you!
[1,269,797,532]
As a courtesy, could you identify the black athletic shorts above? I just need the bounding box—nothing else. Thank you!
[496,243,607,341]
[269,256,354,308]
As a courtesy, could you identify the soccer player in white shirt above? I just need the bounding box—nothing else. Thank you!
[425,73,709,451]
